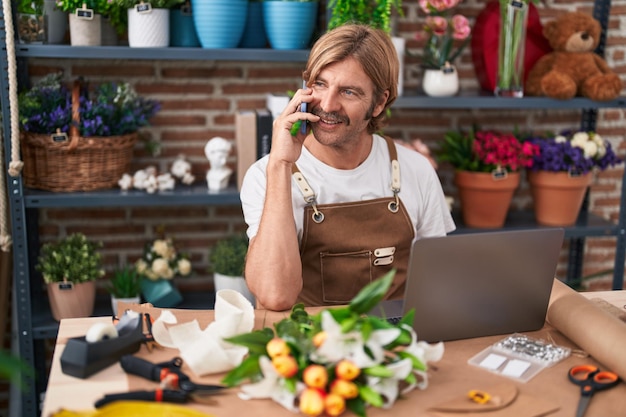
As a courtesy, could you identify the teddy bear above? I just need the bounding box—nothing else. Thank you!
[525,11,623,101]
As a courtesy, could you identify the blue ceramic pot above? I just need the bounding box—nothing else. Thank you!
[170,7,201,47]
[191,0,248,48]
[140,278,183,308]
[263,1,318,50]
[239,1,267,48]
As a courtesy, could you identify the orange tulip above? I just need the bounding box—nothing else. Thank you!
[330,379,359,399]
[271,355,298,378]
[266,337,290,358]
[312,331,327,347]
[324,393,346,416]
[303,364,328,389]
[335,360,360,381]
[299,388,326,416]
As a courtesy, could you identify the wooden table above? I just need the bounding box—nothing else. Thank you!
[41,290,626,417]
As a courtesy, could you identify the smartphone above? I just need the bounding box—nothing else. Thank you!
[300,80,308,135]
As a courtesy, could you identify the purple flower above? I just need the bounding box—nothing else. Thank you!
[526,130,622,174]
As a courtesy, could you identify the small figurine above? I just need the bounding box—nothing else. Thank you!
[204,137,233,191]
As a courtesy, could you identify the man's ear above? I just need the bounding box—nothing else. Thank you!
[372,90,390,118]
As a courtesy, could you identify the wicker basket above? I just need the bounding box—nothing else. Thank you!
[20,80,138,192]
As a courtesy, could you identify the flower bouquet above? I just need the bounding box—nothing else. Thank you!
[136,237,191,307]
[221,270,443,417]
[18,73,161,192]
[525,130,622,226]
[417,0,471,70]
[438,128,539,228]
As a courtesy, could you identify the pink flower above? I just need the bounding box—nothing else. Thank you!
[451,15,470,40]
[425,16,448,36]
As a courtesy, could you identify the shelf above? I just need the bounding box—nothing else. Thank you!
[452,210,619,238]
[23,184,241,208]
[31,290,217,340]
[14,45,311,62]
[394,91,626,109]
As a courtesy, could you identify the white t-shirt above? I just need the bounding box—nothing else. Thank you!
[241,134,456,242]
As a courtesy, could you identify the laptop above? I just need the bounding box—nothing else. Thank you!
[371,228,564,342]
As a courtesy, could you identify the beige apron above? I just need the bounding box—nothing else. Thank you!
[293,136,415,306]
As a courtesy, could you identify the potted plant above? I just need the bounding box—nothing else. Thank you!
[112,0,186,47]
[327,0,405,93]
[525,130,622,226]
[209,233,254,305]
[438,127,538,228]
[416,0,471,96]
[56,0,125,45]
[135,236,192,307]
[18,73,160,192]
[106,265,142,314]
[35,233,105,321]
[16,0,46,44]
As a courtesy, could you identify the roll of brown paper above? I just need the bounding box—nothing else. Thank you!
[546,279,626,380]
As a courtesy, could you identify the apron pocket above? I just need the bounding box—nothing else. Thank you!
[320,251,372,303]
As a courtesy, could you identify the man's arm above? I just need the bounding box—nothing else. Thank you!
[243,87,320,311]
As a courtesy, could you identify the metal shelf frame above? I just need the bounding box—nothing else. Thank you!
[2,1,624,416]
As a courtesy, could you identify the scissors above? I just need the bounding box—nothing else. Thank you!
[568,364,620,417]
[94,355,227,408]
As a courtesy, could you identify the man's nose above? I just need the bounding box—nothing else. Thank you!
[318,89,341,113]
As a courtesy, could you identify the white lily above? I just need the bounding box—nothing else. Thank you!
[312,311,400,368]
[366,358,414,408]
[238,356,302,412]
[400,324,445,390]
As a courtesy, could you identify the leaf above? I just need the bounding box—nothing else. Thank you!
[363,365,394,378]
[223,328,274,355]
[349,269,396,314]
[396,351,427,372]
[346,397,367,417]
[359,384,384,408]
[221,355,262,387]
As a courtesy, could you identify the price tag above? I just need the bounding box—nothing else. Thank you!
[136,2,153,14]
[491,169,508,180]
[510,0,524,9]
[51,131,68,143]
[58,282,74,291]
[75,5,94,20]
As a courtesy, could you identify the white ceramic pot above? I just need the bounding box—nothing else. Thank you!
[392,36,405,97]
[213,272,255,306]
[127,7,169,47]
[422,65,459,97]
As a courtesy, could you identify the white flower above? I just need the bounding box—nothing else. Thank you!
[366,358,413,408]
[153,239,176,260]
[157,173,175,191]
[312,311,401,368]
[132,170,149,189]
[151,258,174,280]
[582,141,598,159]
[177,258,192,276]
[118,173,133,191]
[238,356,302,412]
[182,172,195,185]
[400,323,445,391]
[571,131,590,147]
[554,135,568,143]
[171,156,192,179]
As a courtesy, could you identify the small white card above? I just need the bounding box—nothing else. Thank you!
[501,359,531,377]
[478,353,507,370]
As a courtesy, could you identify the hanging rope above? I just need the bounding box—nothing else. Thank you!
[0,0,20,252]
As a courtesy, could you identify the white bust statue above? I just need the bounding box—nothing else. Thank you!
[204,137,233,191]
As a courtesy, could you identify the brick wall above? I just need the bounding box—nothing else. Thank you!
[23,0,626,295]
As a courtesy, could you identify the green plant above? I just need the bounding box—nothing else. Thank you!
[56,0,127,33]
[112,0,186,9]
[17,0,43,14]
[106,265,141,298]
[209,233,248,277]
[36,233,105,284]
[327,0,403,34]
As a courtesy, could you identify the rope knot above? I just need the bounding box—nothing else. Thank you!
[8,160,24,177]
[0,235,12,252]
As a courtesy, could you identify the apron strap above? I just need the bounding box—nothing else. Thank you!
[292,135,401,218]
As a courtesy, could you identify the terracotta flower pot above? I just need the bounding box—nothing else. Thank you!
[454,170,520,228]
[47,280,96,321]
[528,171,593,226]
